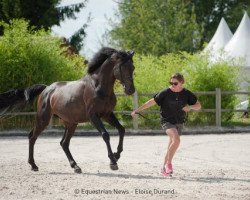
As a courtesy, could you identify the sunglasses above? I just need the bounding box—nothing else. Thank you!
[169,81,179,86]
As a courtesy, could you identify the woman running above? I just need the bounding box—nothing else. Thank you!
[131,73,201,176]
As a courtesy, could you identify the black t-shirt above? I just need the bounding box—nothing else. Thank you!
[153,88,197,124]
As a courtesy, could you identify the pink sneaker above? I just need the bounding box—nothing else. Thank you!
[160,168,171,176]
[165,163,173,174]
[160,164,173,177]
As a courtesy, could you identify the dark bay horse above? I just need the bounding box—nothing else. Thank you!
[0,47,135,173]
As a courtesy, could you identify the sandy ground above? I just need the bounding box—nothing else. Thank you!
[0,133,249,200]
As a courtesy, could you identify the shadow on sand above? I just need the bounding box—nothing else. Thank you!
[47,170,250,183]
[80,172,250,183]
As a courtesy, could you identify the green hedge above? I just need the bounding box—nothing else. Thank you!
[0,19,86,92]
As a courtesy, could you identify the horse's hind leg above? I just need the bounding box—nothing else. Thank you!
[28,119,50,171]
[60,127,67,146]
[28,128,38,171]
[28,99,52,171]
[60,123,81,173]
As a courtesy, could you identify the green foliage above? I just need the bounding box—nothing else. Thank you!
[109,0,201,56]
[115,52,240,127]
[0,19,86,92]
[183,53,239,124]
[0,0,89,51]
[68,22,88,53]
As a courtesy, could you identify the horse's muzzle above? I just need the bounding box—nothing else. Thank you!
[124,87,135,95]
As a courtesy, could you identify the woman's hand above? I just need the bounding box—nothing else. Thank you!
[182,105,191,112]
[131,98,156,118]
[131,110,137,117]
[183,101,201,112]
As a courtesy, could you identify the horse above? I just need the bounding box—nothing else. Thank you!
[0,47,135,173]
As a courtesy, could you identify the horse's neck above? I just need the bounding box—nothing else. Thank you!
[96,58,116,95]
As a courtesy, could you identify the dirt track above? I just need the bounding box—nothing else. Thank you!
[0,134,249,200]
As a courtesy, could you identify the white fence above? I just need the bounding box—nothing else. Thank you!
[2,88,249,129]
[117,88,249,128]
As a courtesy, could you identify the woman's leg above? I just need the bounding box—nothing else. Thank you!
[164,128,180,165]
[163,136,172,167]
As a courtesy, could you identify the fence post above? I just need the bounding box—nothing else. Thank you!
[132,91,139,129]
[48,117,53,129]
[215,88,221,127]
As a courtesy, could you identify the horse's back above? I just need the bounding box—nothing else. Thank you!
[41,80,89,123]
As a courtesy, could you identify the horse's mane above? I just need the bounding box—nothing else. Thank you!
[87,47,117,74]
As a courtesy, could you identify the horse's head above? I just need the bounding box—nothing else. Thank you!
[112,50,135,95]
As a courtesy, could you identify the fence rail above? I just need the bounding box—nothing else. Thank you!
[1,88,249,129]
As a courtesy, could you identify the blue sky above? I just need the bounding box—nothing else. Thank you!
[52,0,118,58]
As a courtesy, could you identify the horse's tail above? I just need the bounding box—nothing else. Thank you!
[0,84,47,117]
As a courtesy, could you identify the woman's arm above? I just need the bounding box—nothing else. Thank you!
[182,100,201,112]
[131,98,156,117]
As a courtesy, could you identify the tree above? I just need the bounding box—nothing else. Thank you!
[108,0,201,56]
[0,0,89,52]
[67,15,91,53]
[109,0,250,55]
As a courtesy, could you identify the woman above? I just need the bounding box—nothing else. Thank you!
[131,73,201,176]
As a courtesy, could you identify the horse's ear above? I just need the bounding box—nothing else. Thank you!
[127,50,135,58]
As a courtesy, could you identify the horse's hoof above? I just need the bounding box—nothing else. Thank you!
[110,164,118,170]
[31,167,39,172]
[74,166,82,174]
[113,153,120,162]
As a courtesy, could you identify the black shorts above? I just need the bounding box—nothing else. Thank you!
[161,121,183,135]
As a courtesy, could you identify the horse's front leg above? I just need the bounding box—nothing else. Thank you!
[104,112,125,162]
[90,114,118,170]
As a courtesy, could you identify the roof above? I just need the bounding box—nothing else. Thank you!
[224,12,250,67]
[204,18,233,52]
